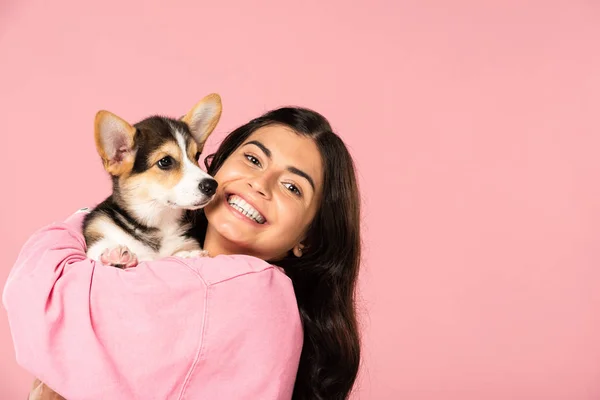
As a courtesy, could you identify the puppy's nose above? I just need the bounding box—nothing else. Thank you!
[199,178,218,196]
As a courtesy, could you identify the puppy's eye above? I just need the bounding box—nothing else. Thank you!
[157,156,174,170]
[195,152,201,161]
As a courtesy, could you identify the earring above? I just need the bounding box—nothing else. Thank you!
[293,244,304,258]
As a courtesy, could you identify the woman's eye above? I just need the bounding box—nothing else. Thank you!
[245,154,261,167]
[157,156,174,170]
[284,183,302,197]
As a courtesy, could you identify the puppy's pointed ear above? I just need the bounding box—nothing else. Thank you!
[182,93,222,148]
[94,110,136,176]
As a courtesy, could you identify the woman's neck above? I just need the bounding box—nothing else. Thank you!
[203,225,285,262]
[203,224,241,257]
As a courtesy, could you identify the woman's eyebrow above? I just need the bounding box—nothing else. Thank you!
[245,140,271,158]
[243,140,315,191]
[288,166,315,191]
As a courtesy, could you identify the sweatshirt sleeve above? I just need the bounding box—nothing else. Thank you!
[2,211,303,400]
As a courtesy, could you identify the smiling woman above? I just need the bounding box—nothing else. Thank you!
[202,124,324,261]
[3,106,362,400]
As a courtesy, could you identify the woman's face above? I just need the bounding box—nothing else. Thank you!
[203,124,324,260]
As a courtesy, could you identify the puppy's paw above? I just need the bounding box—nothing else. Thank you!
[100,245,138,269]
[174,249,209,259]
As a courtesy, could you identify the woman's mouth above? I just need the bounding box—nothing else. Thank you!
[227,195,266,224]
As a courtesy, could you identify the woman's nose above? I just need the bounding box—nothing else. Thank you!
[247,173,273,198]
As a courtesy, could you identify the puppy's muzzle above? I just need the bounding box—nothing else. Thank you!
[199,178,218,197]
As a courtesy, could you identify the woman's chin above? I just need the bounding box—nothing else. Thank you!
[206,209,277,258]
[208,226,256,253]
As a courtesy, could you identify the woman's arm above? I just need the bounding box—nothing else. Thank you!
[3,211,303,400]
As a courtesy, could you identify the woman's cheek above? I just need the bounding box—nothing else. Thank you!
[282,203,308,231]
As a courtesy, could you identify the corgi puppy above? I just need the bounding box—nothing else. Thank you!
[29,94,223,400]
[83,92,222,268]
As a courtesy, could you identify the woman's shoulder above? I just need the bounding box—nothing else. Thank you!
[182,253,301,326]
[183,253,303,342]
[181,253,291,287]
[180,256,303,399]
[196,254,294,291]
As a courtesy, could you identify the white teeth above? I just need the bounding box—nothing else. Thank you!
[227,195,266,224]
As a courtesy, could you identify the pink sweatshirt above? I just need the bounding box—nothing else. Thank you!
[2,210,303,399]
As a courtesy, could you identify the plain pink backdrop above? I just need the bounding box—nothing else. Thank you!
[1,1,600,399]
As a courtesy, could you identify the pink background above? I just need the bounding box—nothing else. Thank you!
[1,1,600,399]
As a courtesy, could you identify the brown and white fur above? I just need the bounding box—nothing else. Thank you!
[82,93,222,266]
[29,93,223,400]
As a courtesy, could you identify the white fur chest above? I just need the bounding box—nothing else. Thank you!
[85,216,201,263]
